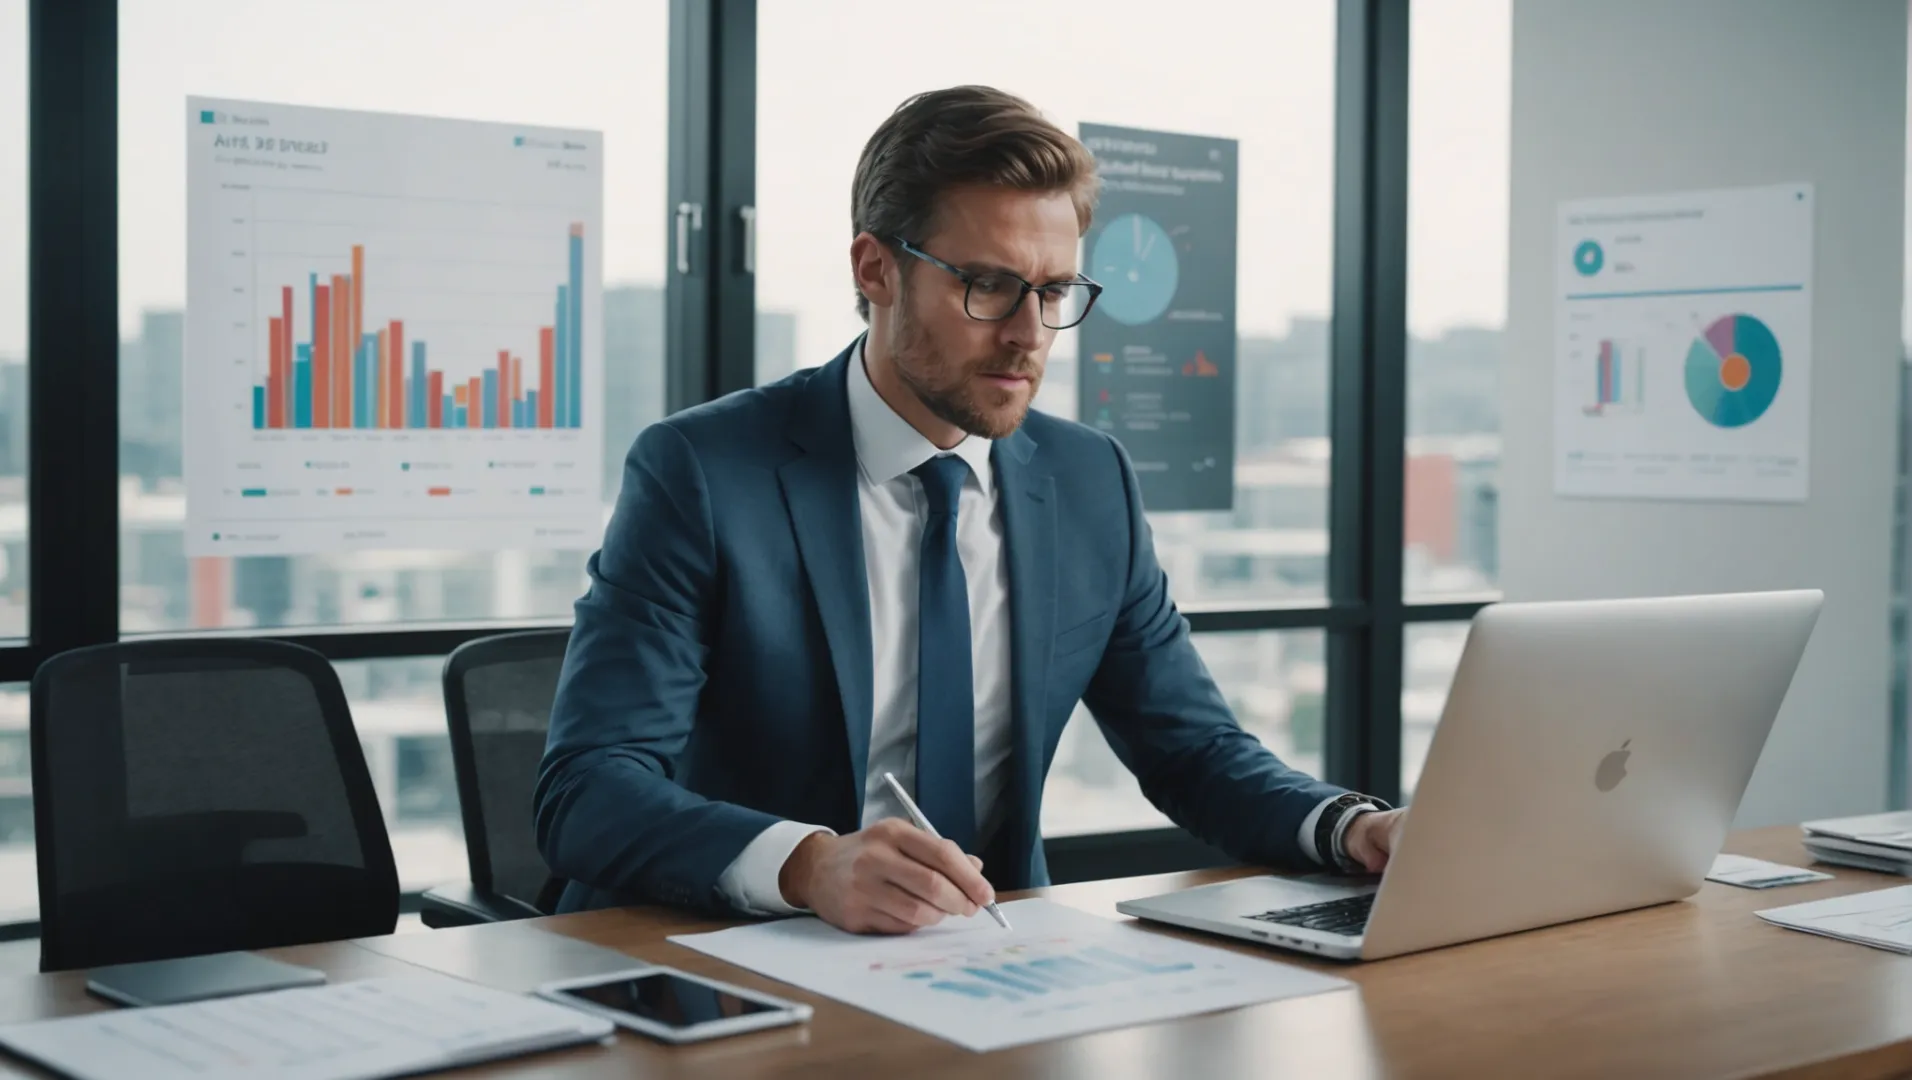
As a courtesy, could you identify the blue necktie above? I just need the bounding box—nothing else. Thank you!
[911,454,977,853]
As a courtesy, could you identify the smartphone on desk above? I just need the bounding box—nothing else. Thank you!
[536,966,812,1044]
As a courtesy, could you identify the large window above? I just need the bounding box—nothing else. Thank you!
[0,683,26,921]
[3,0,1444,924]
[1401,622,1468,800]
[1042,631,1325,836]
[1396,0,1509,798]
[337,659,463,892]
[754,0,1336,613]
[1404,0,1508,601]
[0,1,25,642]
[115,0,667,635]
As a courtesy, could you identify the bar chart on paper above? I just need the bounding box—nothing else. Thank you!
[184,96,603,555]
[670,899,1349,1052]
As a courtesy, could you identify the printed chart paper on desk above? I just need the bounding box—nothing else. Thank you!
[669,898,1350,1052]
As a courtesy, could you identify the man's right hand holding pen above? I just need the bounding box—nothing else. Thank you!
[777,819,998,935]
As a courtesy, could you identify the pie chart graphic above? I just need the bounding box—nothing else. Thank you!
[1092,213,1179,326]
[1684,314,1781,428]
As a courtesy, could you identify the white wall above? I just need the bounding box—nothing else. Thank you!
[1502,0,1908,826]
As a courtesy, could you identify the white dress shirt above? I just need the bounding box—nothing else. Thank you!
[715,340,1344,914]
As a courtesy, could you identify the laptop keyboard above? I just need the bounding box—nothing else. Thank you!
[1245,893,1375,937]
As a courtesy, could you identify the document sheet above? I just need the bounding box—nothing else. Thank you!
[1757,885,1912,954]
[1706,853,1831,889]
[670,898,1350,1052]
[1804,810,1912,850]
[0,973,613,1080]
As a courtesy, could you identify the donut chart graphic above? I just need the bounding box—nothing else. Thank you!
[1684,314,1781,428]
[1092,213,1179,326]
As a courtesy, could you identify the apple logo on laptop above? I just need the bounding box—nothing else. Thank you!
[1595,740,1631,792]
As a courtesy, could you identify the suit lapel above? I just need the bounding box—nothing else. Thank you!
[777,348,876,818]
[993,429,1055,884]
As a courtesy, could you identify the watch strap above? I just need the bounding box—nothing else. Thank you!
[1316,792,1393,874]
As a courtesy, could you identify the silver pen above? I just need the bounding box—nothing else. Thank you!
[881,771,1011,929]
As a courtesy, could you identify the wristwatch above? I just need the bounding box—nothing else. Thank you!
[1316,792,1392,874]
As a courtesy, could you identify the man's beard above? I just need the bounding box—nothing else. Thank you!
[890,308,1042,440]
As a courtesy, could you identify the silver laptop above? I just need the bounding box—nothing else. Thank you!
[1117,589,1823,962]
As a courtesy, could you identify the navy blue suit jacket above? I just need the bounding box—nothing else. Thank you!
[536,345,1346,914]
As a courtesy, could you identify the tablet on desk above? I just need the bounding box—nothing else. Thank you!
[537,966,811,1044]
[85,951,326,1007]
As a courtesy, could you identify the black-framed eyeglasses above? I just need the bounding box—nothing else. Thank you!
[891,237,1103,330]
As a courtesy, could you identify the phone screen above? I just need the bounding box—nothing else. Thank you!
[557,973,783,1029]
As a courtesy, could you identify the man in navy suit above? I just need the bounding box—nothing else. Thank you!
[536,85,1406,932]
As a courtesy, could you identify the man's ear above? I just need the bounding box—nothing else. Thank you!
[850,232,898,311]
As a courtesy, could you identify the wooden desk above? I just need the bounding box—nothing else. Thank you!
[5,826,1911,1079]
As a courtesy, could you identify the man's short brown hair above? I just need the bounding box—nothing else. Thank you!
[851,85,1100,322]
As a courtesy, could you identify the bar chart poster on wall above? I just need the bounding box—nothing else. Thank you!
[1554,183,1812,502]
[183,97,604,555]
[1077,124,1238,512]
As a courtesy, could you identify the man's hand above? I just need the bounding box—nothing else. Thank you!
[777,818,996,934]
[1341,808,1408,873]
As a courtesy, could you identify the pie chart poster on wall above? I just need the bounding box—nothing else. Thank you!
[1553,183,1813,502]
[1077,123,1238,513]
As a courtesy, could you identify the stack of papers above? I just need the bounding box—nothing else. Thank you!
[0,973,613,1080]
[1757,885,1912,953]
[1802,811,1912,875]
[670,897,1350,1052]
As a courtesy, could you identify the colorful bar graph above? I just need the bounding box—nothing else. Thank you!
[280,286,294,424]
[554,285,569,431]
[267,315,286,429]
[410,342,427,430]
[313,282,331,428]
[351,243,364,402]
[331,272,350,427]
[567,222,582,428]
[511,356,523,430]
[539,328,555,429]
[294,343,312,429]
[357,335,375,430]
[375,327,389,428]
[387,320,405,429]
[253,225,586,432]
[496,351,512,430]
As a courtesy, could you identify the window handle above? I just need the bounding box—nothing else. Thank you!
[674,202,704,275]
[739,205,757,275]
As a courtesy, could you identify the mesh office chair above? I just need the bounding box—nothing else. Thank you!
[419,629,568,928]
[31,639,400,972]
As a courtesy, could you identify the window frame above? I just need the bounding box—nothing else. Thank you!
[12,0,1488,925]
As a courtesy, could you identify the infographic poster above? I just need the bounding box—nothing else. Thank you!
[184,97,603,555]
[1078,123,1238,512]
[1554,183,1813,502]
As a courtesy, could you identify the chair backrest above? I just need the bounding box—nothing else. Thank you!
[31,639,399,972]
[441,629,568,913]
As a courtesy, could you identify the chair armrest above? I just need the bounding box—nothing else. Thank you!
[418,881,543,928]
